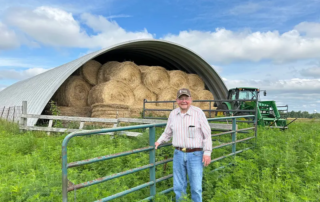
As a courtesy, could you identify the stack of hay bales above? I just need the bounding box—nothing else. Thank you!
[52,59,215,120]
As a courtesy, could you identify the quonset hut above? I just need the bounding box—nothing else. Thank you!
[0,39,228,126]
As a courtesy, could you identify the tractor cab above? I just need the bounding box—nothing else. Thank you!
[227,87,261,101]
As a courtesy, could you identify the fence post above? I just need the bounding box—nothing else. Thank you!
[62,140,68,202]
[149,126,156,200]
[20,101,27,132]
[6,107,11,121]
[254,94,259,147]
[143,99,146,119]
[209,101,212,118]
[0,106,5,119]
[13,106,16,122]
[232,117,237,155]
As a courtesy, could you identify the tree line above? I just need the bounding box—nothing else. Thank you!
[286,111,320,118]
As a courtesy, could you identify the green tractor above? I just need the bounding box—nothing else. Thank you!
[215,87,288,128]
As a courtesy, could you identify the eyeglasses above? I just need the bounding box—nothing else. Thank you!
[178,97,191,101]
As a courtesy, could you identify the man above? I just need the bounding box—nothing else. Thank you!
[155,88,212,202]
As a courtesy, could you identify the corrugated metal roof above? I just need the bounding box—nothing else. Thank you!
[0,39,228,126]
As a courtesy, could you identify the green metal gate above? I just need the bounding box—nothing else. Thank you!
[62,115,257,201]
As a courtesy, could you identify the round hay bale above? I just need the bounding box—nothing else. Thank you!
[142,66,169,94]
[198,90,214,109]
[80,60,102,85]
[97,61,121,84]
[64,76,91,107]
[168,70,189,90]
[133,84,157,107]
[107,61,141,89]
[88,80,135,106]
[156,87,177,109]
[187,74,205,91]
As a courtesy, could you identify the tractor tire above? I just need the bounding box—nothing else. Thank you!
[216,104,229,117]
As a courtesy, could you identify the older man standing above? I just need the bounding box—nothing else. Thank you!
[155,88,212,202]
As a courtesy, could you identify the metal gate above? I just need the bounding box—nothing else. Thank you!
[62,115,257,201]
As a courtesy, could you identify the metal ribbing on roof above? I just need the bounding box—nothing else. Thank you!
[0,39,228,126]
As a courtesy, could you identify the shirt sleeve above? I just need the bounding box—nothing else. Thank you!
[199,110,212,156]
[156,111,174,144]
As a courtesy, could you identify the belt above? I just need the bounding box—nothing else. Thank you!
[175,147,203,153]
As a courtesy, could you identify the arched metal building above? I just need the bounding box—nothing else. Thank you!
[0,39,228,126]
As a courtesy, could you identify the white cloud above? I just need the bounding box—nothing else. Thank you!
[294,22,320,38]
[0,67,49,80]
[4,6,153,49]
[80,13,153,47]
[0,57,48,68]
[163,24,320,63]
[211,65,223,73]
[224,78,320,92]
[0,22,19,49]
[300,66,320,78]
[229,2,261,15]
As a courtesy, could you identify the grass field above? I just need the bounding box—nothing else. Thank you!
[0,119,319,202]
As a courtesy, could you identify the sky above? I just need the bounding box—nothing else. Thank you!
[0,0,319,113]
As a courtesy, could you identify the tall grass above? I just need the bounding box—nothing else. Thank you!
[0,119,319,201]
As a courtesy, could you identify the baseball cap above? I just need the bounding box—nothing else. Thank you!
[177,88,191,98]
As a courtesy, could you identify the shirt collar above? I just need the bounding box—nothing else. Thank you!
[176,106,194,116]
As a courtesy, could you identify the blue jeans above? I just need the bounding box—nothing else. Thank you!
[173,149,204,202]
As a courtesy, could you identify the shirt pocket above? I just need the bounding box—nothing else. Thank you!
[188,126,196,138]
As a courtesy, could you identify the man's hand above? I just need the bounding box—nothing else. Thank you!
[202,155,211,167]
[155,142,160,149]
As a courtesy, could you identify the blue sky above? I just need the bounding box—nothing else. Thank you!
[0,0,320,113]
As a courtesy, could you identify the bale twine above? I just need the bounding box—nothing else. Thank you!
[88,80,135,106]
[105,61,141,89]
[187,74,205,91]
[142,66,170,94]
[168,70,189,90]
[97,61,121,84]
[198,90,214,109]
[133,84,157,107]
[62,76,91,107]
[156,87,177,109]
[80,60,102,85]
[57,106,91,117]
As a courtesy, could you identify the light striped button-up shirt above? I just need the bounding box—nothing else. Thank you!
[157,105,212,156]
